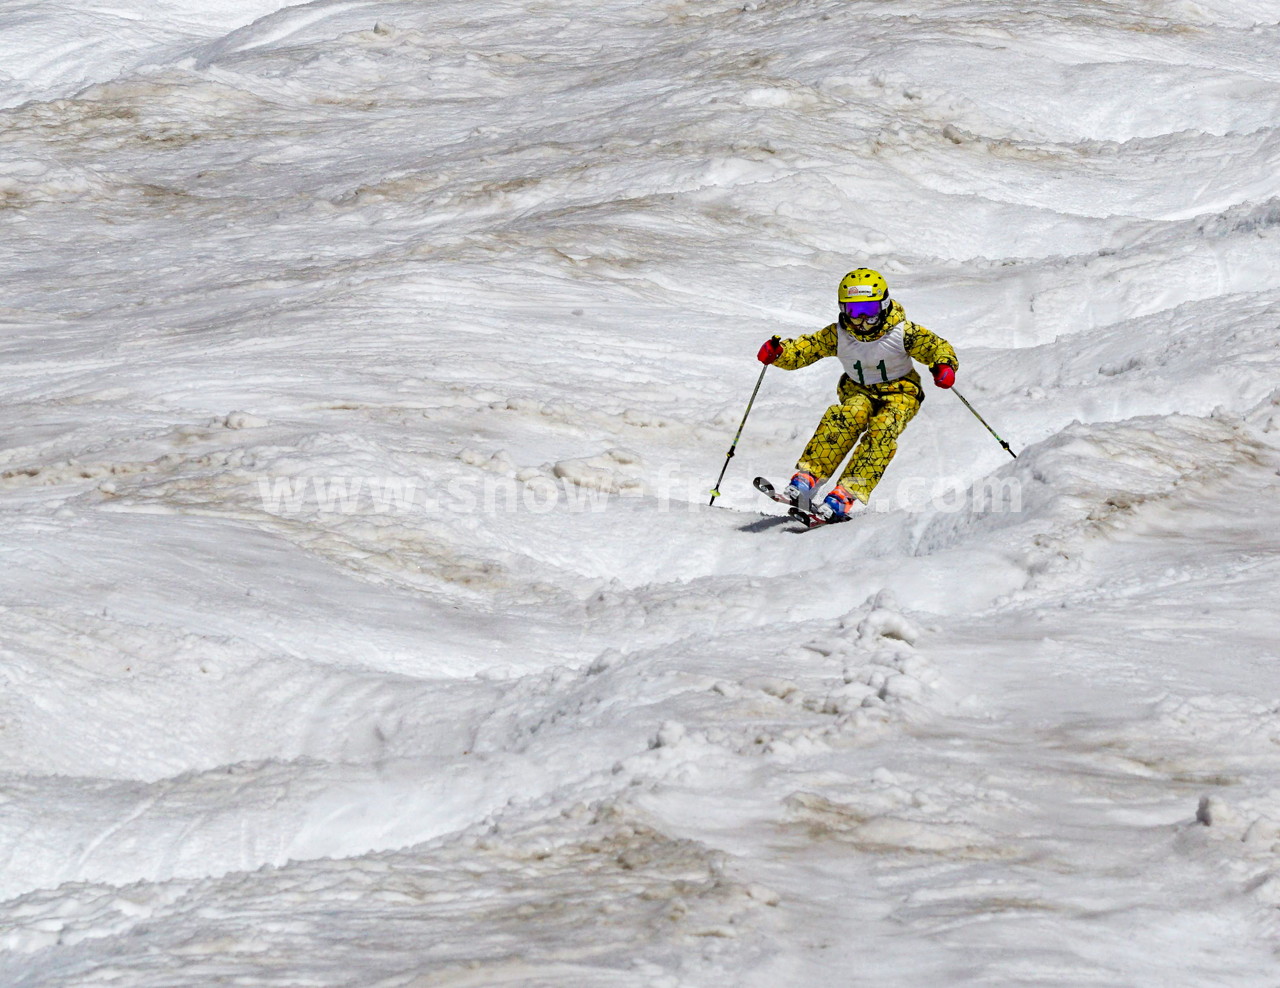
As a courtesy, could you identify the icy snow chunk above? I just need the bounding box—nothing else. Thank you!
[880,675,925,703]
[1249,873,1280,905]
[1098,355,1145,377]
[819,682,876,715]
[650,721,685,749]
[745,884,781,906]
[223,411,268,429]
[856,608,921,646]
[1242,817,1280,847]
[552,448,646,494]
[1245,387,1280,434]
[742,677,801,701]
[600,447,642,465]
[497,397,543,414]
[457,448,516,475]
[842,591,921,646]
[587,649,622,675]
[1196,795,1238,827]
[620,409,671,428]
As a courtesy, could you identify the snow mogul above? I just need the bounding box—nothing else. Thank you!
[756,268,958,523]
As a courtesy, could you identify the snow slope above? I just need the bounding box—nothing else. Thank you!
[2,0,1280,983]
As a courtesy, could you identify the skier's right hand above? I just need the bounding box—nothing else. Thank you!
[757,337,783,365]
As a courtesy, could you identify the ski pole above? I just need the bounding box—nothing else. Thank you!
[709,346,774,506]
[953,389,1017,458]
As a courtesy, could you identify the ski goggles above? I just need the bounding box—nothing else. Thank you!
[840,299,883,321]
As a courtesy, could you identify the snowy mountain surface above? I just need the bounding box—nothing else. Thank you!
[3,0,1280,984]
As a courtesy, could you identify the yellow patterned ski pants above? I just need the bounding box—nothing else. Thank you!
[796,390,920,502]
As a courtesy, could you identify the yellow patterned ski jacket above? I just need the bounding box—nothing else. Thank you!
[773,301,958,403]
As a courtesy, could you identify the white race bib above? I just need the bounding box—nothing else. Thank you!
[836,323,914,385]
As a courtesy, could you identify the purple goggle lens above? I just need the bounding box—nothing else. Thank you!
[841,300,882,320]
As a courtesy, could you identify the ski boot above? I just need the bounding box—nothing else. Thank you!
[814,485,858,524]
[783,471,819,510]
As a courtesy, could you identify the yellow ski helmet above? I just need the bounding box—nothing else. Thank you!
[837,269,891,339]
[837,268,888,304]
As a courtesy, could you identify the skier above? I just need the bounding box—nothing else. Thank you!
[756,268,958,523]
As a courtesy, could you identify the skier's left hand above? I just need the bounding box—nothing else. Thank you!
[932,364,956,389]
[757,337,783,365]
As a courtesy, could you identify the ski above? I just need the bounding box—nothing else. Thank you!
[753,476,850,530]
[752,476,792,506]
[754,476,835,529]
[792,508,838,529]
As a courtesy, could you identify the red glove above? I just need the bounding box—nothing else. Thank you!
[932,364,955,389]
[757,337,783,365]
